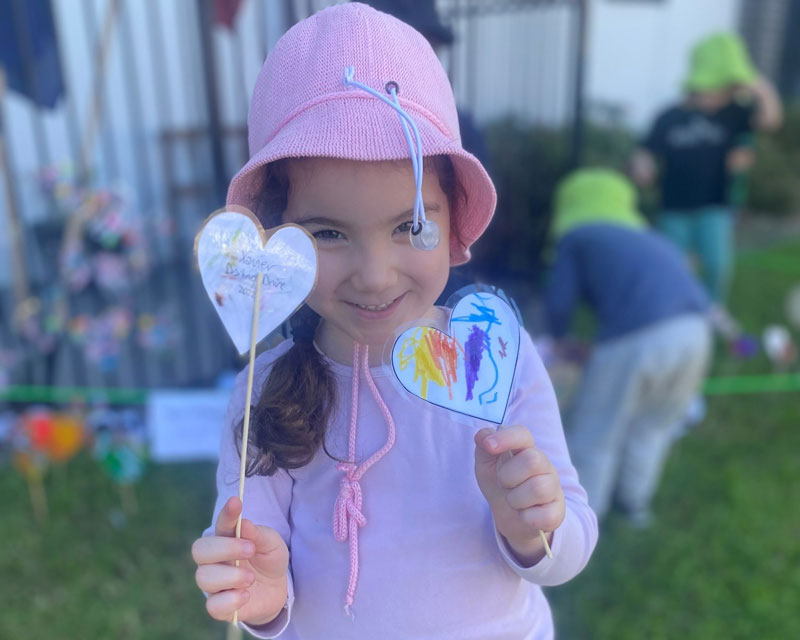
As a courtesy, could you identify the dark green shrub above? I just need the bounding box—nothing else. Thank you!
[581,122,637,171]
[746,103,800,216]
[472,119,566,283]
[474,119,637,283]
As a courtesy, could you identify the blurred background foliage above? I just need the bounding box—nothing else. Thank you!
[472,103,800,289]
[747,104,800,217]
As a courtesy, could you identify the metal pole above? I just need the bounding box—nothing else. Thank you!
[0,70,30,304]
[569,0,587,170]
[196,0,228,206]
[145,0,197,386]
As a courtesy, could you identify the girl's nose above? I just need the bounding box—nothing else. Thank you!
[350,242,399,293]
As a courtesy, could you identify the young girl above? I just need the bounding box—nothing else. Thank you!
[191,4,597,638]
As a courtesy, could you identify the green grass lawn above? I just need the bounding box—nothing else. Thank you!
[549,393,800,639]
[1,240,799,639]
[0,456,222,639]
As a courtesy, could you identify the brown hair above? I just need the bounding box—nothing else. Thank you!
[238,155,465,476]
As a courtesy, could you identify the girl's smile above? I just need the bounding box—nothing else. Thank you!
[282,157,451,365]
[348,292,405,316]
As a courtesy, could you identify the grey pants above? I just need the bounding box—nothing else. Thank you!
[565,314,711,519]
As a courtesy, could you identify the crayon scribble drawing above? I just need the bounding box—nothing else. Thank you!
[391,291,521,424]
[396,328,461,400]
[451,294,504,406]
[498,337,508,359]
[464,326,487,400]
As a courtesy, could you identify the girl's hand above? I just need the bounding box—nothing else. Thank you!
[192,497,289,626]
[474,426,565,565]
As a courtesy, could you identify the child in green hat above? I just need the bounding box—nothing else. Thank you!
[630,32,782,336]
[545,168,711,525]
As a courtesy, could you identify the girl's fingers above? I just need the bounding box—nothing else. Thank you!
[191,536,255,566]
[477,425,536,457]
[215,496,243,537]
[474,428,500,466]
[241,521,290,580]
[505,474,561,511]
[205,588,251,622]
[519,500,566,533]
[241,520,285,555]
[496,447,554,489]
[195,563,255,594]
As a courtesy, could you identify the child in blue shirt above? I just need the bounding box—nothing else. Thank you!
[545,169,711,525]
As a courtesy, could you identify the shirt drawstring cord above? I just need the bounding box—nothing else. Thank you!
[332,343,397,616]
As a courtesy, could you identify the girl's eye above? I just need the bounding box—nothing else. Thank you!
[394,220,414,234]
[312,229,345,241]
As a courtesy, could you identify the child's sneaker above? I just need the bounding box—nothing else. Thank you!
[708,304,741,340]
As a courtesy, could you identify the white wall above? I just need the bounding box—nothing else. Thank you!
[450,5,574,127]
[586,0,743,131]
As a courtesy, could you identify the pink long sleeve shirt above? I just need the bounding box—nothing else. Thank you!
[204,331,598,639]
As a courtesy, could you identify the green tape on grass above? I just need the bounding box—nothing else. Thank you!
[0,374,798,406]
[738,250,800,275]
[704,373,800,395]
[0,385,148,405]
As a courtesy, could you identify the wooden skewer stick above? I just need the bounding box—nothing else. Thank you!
[28,473,49,524]
[539,529,553,559]
[232,273,264,627]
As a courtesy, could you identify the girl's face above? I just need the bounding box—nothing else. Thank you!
[283,158,451,365]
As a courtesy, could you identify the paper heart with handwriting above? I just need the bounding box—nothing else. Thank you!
[194,209,317,354]
[391,291,520,424]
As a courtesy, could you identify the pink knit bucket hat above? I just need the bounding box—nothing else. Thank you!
[226,2,496,265]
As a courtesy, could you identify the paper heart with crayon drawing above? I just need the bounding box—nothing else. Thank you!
[391,291,520,424]
[194,210,317,354]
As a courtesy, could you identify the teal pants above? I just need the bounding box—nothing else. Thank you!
[658,207,735,303]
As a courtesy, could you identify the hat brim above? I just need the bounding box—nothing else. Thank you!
[227,95,496,266]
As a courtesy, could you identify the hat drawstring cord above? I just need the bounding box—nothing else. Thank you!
[343,66,441,251]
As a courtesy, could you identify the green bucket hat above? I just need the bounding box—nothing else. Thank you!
[685,32,756,92]
[551,168,646,239]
